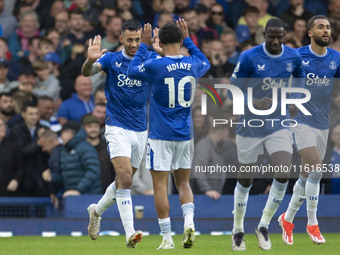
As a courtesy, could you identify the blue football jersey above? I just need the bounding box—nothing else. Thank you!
[128,37,210,141]
[96,50,158,132]
[230,43,305,138]
[294,45,340,130]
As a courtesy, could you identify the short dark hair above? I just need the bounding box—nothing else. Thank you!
[121,20,141,33]
[265,18,285,33]
[0,92,12,100]
[38,96,53,102]
[69,8,84,18]
[307,15,329,31]
[22,101,37,112]
[159,22,182,44]
[182,7,198,16]
[95,102,106,108]
[0,37,8,45]
[244,6,259,16]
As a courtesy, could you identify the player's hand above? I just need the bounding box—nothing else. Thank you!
[176,18,189,38]
[62,189,81,198]
[253,97,272,110]
[152,28,163,55]
[141,23,153,47]
[205,190,221,200]
[87,35,107,62]
[42,168,52,182]
[7,179,18,192]
[289,104,298,117]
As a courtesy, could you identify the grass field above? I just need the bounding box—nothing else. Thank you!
[0,233,339,255]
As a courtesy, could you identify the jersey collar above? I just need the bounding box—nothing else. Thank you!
[262,43,284,58]
[122,50,133,60]
[308,44,327,58]
[165,55,184,59]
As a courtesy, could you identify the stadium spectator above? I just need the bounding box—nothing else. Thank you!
[37,96,60,132]
[57,75,94,125]
[207,3,229,37]
[81,114,115,191]
[220,29,240,65]
[0,92,15,124]
[174,0,190,15]
[0,117,25,196]
[153,0,178,27]
[13,0,53,19]
[191,125,230,200]
[101,16,122,52]
[206,39,235,78]
[116,0,141,22]
[157,13,175,28]
[235,6,264,44]
[66,9,91,45]
[328,0,340,21]
[32,59,60,102]
[8,10,41,60]
[43,51,62,78]
[280,0,313,27]
[96,6,117,37]
[291,17,309,48]
[39,0,66,31]
[37,38,55,59]
[56,121,102,197]
[9,101,49,196]
[0,58,10,92]
[182,8,217,48]
[192,106,210,146]
[68,0,99,32]
[54,11,70,39]
[238,0,276,29]
[9,65,37,103]
[37,129,63,208]
[92,102,106,128]
[0,0,18,38]
[330,88,340,129]
[195,4,209,29]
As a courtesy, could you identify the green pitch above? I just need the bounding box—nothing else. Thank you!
[0,234,339,255]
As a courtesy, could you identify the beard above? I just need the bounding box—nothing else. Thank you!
[314,35,330,47]
[0,108,15,116]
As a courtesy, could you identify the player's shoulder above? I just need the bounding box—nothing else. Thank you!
[296,45,309,55]
[327,47,340,58]
[283,44,301,56]
[98,51,118,62]
[242,44,262,57]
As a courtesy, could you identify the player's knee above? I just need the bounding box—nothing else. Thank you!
[308,171,322,183]
[118,172,132,188]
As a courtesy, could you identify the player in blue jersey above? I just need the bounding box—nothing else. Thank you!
[81,20,158,248]
[278,15,340,246]
[229,18,305,251]
[128,19,210,249]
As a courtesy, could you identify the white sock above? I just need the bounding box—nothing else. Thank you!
[258,179,288,229]
[158,217,172,241]
[232,182,251,234]
[181,203,195,226]
[116,189,135,240]
[285,177,306,223]
[95,182,117,216]
[306,179,320,226]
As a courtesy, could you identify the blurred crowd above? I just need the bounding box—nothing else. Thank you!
[0,0,340,204]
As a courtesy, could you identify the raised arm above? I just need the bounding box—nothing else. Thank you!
[81,35,107,77]
[127,24,153,81]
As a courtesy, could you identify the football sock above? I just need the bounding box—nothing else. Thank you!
[306,171,322,226]
[116,189,135,240]
[233,182,251,233]
[181,203,195,226]
[158,217,172,241]
[285,176,307,223]
[258,179,288,229]
[95,181,117,216]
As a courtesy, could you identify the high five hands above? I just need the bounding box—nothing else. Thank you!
[87,35,107,62]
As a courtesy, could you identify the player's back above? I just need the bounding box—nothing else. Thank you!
[148,55,205,141]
